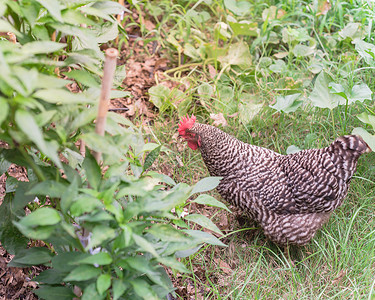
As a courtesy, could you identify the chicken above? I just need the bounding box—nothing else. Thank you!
[178,115,371,246]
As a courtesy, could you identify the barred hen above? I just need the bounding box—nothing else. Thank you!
[179,115,371,246]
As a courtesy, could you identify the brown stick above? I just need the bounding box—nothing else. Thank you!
[93,48,119,163]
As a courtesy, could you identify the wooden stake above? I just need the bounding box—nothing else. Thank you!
[93,48,119,163]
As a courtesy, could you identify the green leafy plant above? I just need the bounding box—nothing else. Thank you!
[0,1,228,299]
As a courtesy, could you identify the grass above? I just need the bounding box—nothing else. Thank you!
[127,0,375,298]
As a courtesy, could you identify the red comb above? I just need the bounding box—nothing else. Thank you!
[178,114,196,135]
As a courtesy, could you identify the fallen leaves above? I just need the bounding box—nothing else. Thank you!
[210,113,228,127]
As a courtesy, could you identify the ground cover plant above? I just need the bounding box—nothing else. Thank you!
[0,0,375,299]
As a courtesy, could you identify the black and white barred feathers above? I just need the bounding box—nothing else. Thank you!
[185,122,371,246]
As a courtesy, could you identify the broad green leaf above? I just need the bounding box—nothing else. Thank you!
[308,72,345,109]
[22,41,67,55]
[13,222,56,240]
[282,27,310,43]
[354,39,375,64]
[70,196,103,217]
[269,60,286,73]
[82,154,101,189]
[143,145,161,171]
[35,0,63,22]
[157,257,190,273]
[0,153,11,175]
[64,265,101,281]
[292,44,315,57]
[224,0,251,15]
[82,283,105,300]
[357,112,375,131]
[35,73,70,89]
[85,225,116,250]
[19,207,61,227]
[328,82,347,99]
[286,145,302,154]
[348,84,372,104]
[15,110,62,168]
[133,234,159,257]
[338,22,365,40]
[34,269,66,284]
[183,230,226,247]
[28,180,67,198]
[13,182,37,211]
[9,247,53,266]
[270,93,302,113]
[34,88,93,104]
[64,69,100,88]
[148,84,172,110]
[352,127,375,151]
[185,214,223,235]
[131,279,158,300]
[218,41,252,69]
[78,252,113,266]
[113,279,128,300]
[191,177,222,194]
[193,194,231,212]
[6,176,18,193]
[238,96,263,124]
[0,97,9,126]
[97,274,111,295]
[34,286,76,300]
[229,21,258,36]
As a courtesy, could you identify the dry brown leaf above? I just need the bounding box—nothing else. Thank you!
[274,51,289,59]
[210,113,227,127]
[144,20,156,31]
[316,0,331,16]
[214,258,232,274]
[207,65,217,79]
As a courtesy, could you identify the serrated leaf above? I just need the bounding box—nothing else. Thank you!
[270,93,302,113]
[133,234,159,257]
[97,274,111,295]
[191,177,222,195]
[308,72,346,109]
[19,207,61,227]
[157,257,190,273]
[185,214,223,235]
[64,265,101,281]
[183,230,226,247]
[15,110,62,168]
[193,194,231,212]
[143,145,161,171]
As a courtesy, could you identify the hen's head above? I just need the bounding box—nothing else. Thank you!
[178,114,201,150]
